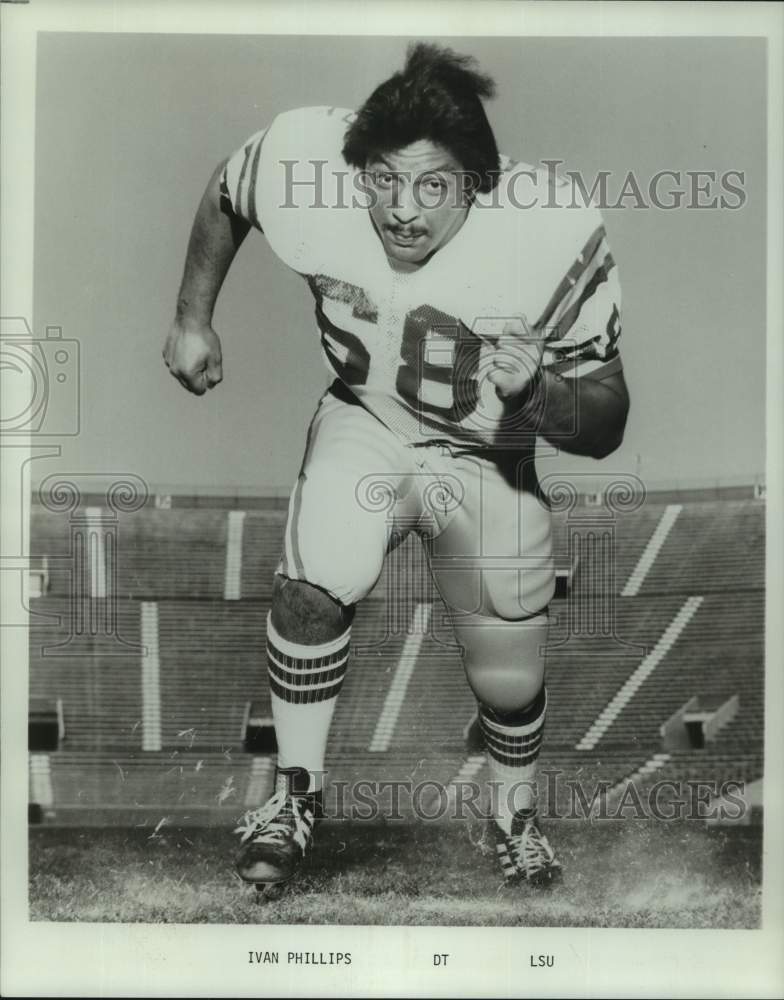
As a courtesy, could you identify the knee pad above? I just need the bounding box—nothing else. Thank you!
[454,610,550,711]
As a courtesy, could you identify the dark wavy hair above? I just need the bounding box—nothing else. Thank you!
[342,43,500,193]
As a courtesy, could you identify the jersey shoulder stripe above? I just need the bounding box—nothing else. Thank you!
[551,246,616,341]
[534,208,622,376]
[534,222,608,330]
[220,127,268,230]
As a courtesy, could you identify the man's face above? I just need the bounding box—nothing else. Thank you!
[366,140,470,271]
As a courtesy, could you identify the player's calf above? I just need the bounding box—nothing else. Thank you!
[266,576,354,799]
[234,581,351,897]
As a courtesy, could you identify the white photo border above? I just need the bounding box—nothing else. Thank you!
[1,1,782,997]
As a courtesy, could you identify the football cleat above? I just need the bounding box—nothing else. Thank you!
[495,807,562,885]
[234,765,321,888]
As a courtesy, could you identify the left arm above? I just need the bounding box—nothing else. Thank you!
[525,368,630,459]
[488,326,630,459]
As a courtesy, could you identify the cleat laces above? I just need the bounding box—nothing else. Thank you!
[234,789,311,853]
[509,818,556,877]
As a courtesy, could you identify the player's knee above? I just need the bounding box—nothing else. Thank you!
[464,660,544,712]
[271,575,354,644]
[456,608,548,711]
[298,537,385,608]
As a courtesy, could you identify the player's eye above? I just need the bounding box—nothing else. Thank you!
[374,171,396,189]
[421,175,447,193]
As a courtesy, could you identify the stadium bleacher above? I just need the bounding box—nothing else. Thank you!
[27,486,766,824]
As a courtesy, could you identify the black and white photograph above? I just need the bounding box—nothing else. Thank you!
[2,1,783,996]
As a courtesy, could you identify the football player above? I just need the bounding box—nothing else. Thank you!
[163,44,629,890]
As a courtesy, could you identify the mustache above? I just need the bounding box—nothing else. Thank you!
[386,225,428,237]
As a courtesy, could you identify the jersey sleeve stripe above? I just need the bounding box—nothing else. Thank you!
[551,252,616,342]
[557,353,623,380]
[224,129,267,227]
[534,223,607,330]
[246,136,264,230]
[543,355,588,374]
[234,142,254,217]
[219,171,233,215]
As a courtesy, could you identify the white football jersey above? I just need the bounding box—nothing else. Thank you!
[221,106,623,448]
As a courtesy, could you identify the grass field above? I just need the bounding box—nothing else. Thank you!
[30,816,761,927]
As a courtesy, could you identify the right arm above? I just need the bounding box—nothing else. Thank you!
[163,159,251,395]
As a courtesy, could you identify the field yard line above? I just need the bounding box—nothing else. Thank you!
[368,603,430,752]
[606,752,672,801]
[244,756,275,806]
[576,595,703,750]
[442,754,486,808]
[140,601,162,752]
[224,510,246,600]
[621,504,682,597]
[450,755,485,784]
[404,754,486,826]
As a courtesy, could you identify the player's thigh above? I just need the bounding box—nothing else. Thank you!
[279,390,420,605]
[425,451,555,621]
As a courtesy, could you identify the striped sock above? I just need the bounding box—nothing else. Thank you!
[266,613,350,793]
[480,686,547,835]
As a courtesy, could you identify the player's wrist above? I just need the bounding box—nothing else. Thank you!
[173,305,214,334]
[513,365,546,427]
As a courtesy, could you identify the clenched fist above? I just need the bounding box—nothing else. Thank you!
[476,315,545,401]
[162,320,223,396]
